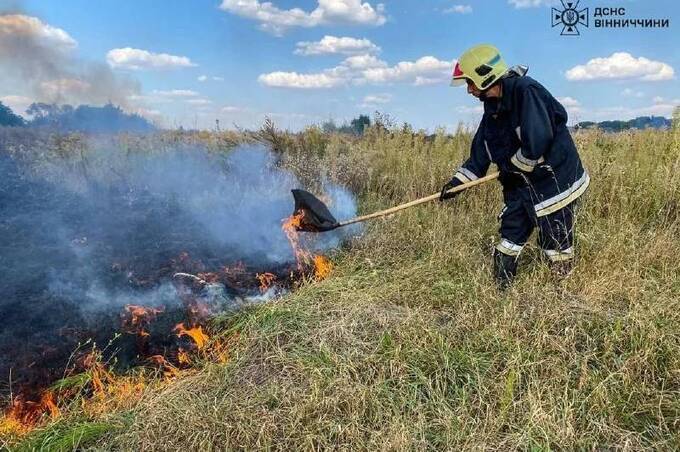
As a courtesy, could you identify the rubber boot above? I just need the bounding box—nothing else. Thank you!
[493,250,518,290]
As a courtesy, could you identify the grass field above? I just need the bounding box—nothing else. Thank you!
[4,118,680,450]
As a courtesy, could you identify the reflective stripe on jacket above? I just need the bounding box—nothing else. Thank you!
[452,74,588,217]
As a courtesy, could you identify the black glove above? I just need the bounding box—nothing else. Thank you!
[439,177,464,201]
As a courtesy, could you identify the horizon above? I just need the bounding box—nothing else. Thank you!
[2,100,675,133]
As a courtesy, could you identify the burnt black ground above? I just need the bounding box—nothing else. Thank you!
[0,153,294,399]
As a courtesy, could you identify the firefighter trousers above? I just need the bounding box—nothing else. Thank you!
[495,194,577,262]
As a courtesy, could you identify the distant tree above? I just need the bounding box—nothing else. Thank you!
[401,122,413,134]
[371,111,396,131]
[598,120,626,132]
[322,119,338,133]
[0,101,25,127]
[575,116,672,132]
[349,114,371,135]
[26,102,65,120]
[27,102,155,133]
[330,114,381,136]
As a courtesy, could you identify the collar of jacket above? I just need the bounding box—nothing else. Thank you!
[483,74,519,116]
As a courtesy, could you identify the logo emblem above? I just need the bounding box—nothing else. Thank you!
[552,0,589,35]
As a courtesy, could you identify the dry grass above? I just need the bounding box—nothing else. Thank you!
[8,122,680,450]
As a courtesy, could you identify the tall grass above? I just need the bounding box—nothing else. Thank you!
[7,123,680,450]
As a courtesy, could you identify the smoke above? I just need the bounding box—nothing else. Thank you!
[0,13,140,110]
[0,143,357,391]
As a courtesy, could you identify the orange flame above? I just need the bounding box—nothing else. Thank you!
[256,272,277,293]
[76,350,117,401]
[283,211,333,280]
[121,305,164,337]
[0,391,60,436]
[81,374,148,417]
[282,211,310,271]
[313,255,333,280]
[177,349,191,365]
[174,323,209,350]
[148,355,180,378]
[222,261,247,279]
[0,411,28,436]
[186,300,211,324]
[208,339,230,364]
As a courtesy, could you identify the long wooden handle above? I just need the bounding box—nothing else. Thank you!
[337,172,499,227]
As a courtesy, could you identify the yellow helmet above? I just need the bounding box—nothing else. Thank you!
[451,44,508,90]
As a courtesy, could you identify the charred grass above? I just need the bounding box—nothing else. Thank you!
[6,122,680,450]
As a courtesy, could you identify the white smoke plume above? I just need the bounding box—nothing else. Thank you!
[0,13,140,110]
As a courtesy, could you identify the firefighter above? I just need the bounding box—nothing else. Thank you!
[440,44,589,289]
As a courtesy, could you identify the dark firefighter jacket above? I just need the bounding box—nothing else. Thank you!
[452,72,589,217]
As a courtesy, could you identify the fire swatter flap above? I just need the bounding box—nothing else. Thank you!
[291,189,340,232]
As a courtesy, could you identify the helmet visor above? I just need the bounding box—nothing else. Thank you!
[450,62,468,87]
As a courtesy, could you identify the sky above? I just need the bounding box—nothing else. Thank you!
[0,0,678,131]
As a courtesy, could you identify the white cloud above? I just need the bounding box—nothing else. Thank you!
[414,76,445,86]
[456,105,483,114]
[132,107,163,123]
[265,111,310,120]
[508,0,555,8]
[342,54,387,70]
[653,101,680,116]
[186,98,213,105]
[649,96,679,113]
[557,96,580,108]
[556,96,582,120]
[198,75,224,82]
[621,88,644,98]
[0,14,77,52]
[219,0,387,35]
[133,89,200,105]
[359,93,391,108]
[363,93,391,103]
[106,47,197,70]
[586,102,679,120]
[632,103,677,116]
[565,52,674,82]
[150,89,199,98]
[221,106,242,113]
[362,56,451,85]
[651,96,679,105]
[295,35,380,56]
[259,54,451,89]
[0,95,33,116]
[127,94,149,102]
[258,71,344,89]
[444,4,472,14]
